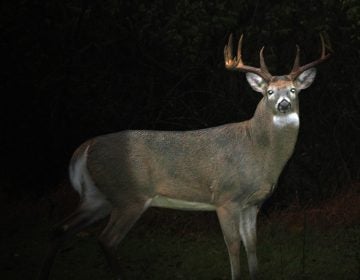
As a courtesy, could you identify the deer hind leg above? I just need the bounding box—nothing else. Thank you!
[239,205,258,280]
[217,204,242,280]
[98,199,151,280]
[38,198,112,280]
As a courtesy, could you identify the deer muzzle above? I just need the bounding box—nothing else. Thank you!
[277,99,291,113]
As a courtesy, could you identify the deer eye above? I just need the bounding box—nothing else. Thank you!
[267,90,274,95]
[290,88,296,93]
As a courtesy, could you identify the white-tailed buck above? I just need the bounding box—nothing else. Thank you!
[39,34,330,280]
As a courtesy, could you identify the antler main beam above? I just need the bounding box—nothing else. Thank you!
[224,34,273,82]
[289,34,331,80]
[225,34,331,82]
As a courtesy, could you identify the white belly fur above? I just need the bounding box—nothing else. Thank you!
[150,195,216,211]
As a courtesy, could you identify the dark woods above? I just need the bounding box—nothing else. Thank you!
[2,0,359,206]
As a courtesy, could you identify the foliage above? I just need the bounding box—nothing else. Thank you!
[1,0,359,205]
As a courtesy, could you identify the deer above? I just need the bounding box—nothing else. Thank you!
[39,34,330,280]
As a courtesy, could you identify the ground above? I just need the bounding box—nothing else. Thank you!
[1,184,359,280]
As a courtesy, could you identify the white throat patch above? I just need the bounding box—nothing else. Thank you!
[273,112,300,128]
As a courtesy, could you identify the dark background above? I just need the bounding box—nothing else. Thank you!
[1,0,359,208]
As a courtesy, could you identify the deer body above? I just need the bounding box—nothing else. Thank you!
[39,35,329,280]
[79,95,298,211]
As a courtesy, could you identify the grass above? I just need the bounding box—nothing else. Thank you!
[1,186,359,280]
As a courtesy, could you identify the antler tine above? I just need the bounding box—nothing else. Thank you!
[236,34,244,65]
[320,33,326,58]
[289,34,331,80]
[291,45,300,73]
[224,33,233,67]
[224,34,272,82]
[259,46,272,78]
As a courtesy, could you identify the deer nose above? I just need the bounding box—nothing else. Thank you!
[277,99,291,113]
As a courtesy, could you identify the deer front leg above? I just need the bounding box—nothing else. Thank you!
[239,205,258,280]
[217,204,241,280]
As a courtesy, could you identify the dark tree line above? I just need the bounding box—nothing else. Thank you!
[1,0,359,206]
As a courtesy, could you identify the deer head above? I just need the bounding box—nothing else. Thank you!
[224,34,330,115]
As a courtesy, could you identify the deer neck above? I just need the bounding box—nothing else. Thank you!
[248,98,300,162]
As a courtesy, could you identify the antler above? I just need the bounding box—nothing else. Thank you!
[288,34,331,80]
[224,34,273,82]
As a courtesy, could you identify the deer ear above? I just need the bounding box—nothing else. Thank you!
[295,68,317,90]
[246,73,267,93]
